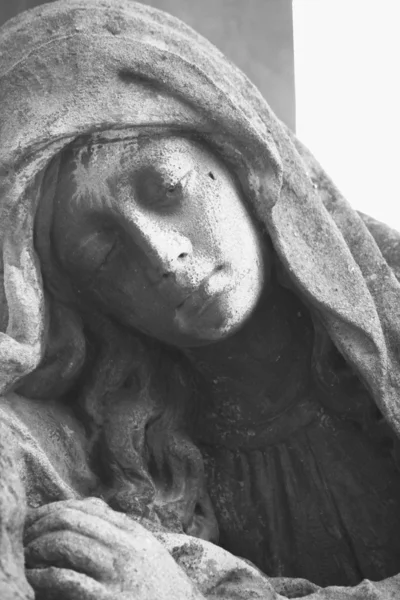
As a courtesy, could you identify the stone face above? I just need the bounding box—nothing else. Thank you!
[1,1,400,599]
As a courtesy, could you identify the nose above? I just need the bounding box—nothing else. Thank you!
[146,235,192,284]
[128,216,193,284]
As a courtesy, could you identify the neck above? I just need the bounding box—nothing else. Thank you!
[183,287,272,374]
[183,283,314,424]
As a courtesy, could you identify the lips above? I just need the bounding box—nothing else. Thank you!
[174,292,227,339]
[175,268,231,323]
[177,288,222,319]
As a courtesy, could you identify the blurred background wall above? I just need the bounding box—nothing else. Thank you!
[0,0,296,131]
[294,0,400,230]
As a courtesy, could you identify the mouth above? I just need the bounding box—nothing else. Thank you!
[174,267,232,327]
[177,289,223,319]
[174,293,227,340]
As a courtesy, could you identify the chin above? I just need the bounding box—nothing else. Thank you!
[172,324,234,348]
[173,295,252,347]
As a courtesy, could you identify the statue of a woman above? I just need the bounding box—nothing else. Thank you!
[1,1,400,598]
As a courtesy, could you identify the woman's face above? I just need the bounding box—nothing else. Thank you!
[52,135,268,347]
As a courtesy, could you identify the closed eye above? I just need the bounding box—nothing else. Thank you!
[98,237,119,270]
[165,168,196,196]
[76,228,121,272]
[133,165,197,211]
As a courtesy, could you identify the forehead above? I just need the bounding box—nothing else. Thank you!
[73,135,204,174]
[65,138,186,209]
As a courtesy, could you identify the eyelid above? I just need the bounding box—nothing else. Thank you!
[77,228,120,272]
[98,237,119,270]
[166,167,196,194]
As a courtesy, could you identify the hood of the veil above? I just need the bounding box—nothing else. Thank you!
[1,0,400,437]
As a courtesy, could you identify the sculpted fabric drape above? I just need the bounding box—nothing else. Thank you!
[1,1,400,598]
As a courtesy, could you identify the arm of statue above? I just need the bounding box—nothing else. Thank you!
[24,498,204,600]
[24,497,400,600]
[271,578,400,599]
[24,498,289,600]
[155,531,400,600]
[0,420,34,600]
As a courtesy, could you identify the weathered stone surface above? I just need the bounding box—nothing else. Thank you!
[0,421,33,599]
[1,1,400,598]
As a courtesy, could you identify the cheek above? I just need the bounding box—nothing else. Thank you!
[183,195,230,263]
[90,264,172,327]
[217,192,263,265]
[95,270,149,310]
[94,279,177,340]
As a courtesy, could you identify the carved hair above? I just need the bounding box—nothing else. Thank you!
[15,148,214,539]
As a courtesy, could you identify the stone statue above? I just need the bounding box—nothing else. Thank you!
[1,1,400,598]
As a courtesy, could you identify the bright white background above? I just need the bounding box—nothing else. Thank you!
[293,0,400,230]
